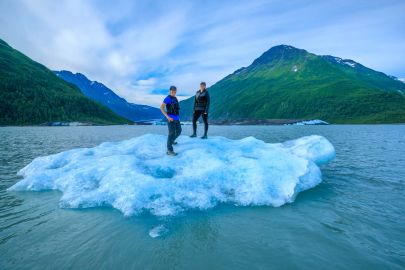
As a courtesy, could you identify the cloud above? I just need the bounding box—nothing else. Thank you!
[0,0,404,107]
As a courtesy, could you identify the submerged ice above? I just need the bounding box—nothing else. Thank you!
[8,134,335,216]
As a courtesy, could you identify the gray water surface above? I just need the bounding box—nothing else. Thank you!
[0,125,404,269]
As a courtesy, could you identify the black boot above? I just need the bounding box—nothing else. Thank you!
[166,150,178,156]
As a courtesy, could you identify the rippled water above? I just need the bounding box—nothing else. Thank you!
[0,125,404,269]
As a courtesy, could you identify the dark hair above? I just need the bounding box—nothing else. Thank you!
[169,85,177,91]
[200,82,206,86]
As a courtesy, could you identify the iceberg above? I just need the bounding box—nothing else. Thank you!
[286,119,329,125]
[8,134,335,216]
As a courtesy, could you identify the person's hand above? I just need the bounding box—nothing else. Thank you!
[168,117,174,122]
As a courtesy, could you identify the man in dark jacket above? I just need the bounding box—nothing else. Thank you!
[190,82,210,139]
[160,86,182,156]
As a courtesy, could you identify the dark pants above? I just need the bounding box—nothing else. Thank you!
[167,120,182,151]
[192,110,208,136]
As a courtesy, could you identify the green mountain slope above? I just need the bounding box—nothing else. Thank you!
[0,39,131,125]
[180,45,405,123]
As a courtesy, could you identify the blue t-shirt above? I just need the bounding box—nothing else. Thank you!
[163,96,180,121]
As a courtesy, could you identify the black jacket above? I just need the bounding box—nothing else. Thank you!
[193,90,210,113]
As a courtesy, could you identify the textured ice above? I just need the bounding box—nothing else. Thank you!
[8,134,335,216]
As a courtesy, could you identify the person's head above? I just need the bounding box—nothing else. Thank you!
[169,85,177,97]
[200,82,206,91]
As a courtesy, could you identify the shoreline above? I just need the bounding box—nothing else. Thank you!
[2,119,405,127]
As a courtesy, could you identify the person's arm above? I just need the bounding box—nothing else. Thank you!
[204,91,210,114]
[193,92,197,112]
[160,103,173,122]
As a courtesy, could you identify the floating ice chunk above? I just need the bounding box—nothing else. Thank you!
[288,119,329,126]
[8,134,335,216]
[149,225,168,238]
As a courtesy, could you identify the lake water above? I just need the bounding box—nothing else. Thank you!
[0,125,404,269]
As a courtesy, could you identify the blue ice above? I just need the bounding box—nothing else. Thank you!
[8,134,335,216]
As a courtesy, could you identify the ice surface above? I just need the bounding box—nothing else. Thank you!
[8,134,335,216]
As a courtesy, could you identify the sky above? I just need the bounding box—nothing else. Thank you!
[0,0,404,106]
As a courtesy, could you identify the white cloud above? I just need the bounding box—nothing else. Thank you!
[0,0,404,107]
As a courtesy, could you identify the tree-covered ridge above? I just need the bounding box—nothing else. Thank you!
[0,38,131,125]
[180,45,405,123]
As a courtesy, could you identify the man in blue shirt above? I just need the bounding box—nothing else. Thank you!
[160,86,182,156]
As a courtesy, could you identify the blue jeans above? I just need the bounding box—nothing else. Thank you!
[167,120,182,151]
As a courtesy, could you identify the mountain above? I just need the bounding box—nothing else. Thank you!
[180,45,405,123]
[55,71,162,121]
[0,38,130,125]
